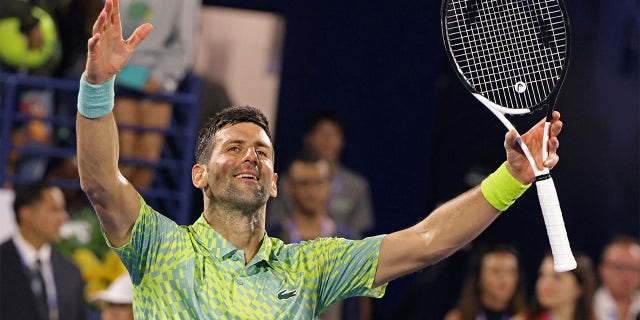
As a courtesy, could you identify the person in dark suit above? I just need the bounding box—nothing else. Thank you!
[0,183,86,320]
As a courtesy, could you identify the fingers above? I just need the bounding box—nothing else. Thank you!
[92,10,107,36]
[126,23,153,48]
[550,112,563,137]
[87,33,101,52]
[544,137,560,168]
[504,129,519,150]
[111,0,121,26]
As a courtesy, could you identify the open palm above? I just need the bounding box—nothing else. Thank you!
[85,0,152,85]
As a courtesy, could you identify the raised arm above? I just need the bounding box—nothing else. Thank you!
[373,111,563,287]
[76,0,152,247]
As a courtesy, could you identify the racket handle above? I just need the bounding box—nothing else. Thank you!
[535,177,577,272]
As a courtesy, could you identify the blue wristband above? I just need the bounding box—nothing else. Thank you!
[77,74,115,119]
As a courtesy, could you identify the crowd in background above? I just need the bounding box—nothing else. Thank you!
[0,1,639,320]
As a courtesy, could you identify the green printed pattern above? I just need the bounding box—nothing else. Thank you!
[111,198,387,319]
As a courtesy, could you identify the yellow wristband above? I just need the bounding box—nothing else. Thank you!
[480,162,531,212]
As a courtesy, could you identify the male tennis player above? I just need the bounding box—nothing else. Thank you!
[77,0,563,318]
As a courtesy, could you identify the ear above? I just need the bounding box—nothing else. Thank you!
[192,164,208,189]
[17,206,32,226]
[270,172,278,198]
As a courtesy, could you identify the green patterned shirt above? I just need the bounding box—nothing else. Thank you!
[109,197,387,319]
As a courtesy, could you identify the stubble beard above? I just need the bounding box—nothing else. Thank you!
[216,183,268,216]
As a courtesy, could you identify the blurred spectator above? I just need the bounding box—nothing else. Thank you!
[90,272,134,320]
[268,151,369,320]
[0,183,86,320]
[268,110,374,237]
[56,0,103,78]
[0,0,66,74]
[595,236,640,320]
[527,253,596,320]
[0,0,85,184]
[113,0,200,189]
[444,244,527,320]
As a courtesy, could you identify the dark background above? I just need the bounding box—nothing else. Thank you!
[205,0,639,318]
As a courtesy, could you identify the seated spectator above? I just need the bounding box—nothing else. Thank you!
[269,151,368,320]
[113,0,200,189]
[91,272,134,320]
[269,110,374,237]
[444,244,527,320]
[0,183,85,320]
[595,235,640,320]
[527,253,596,320]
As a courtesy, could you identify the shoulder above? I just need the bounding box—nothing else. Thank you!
[0,240,18,266]
[51,250,82,278]
[0,239,18,258]
[443,309,462,320]
[0,239,14,251]
[335,223,360,240]
[338,166,368,183]
[512,313,527,320]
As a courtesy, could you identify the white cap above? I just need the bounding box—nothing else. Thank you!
[90,272,133,304]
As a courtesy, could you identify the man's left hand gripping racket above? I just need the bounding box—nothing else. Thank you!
[441,0,577,271]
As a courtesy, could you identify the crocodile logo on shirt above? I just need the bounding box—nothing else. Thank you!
[277,289,297,300]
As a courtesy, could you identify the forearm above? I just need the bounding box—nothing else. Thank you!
[374,163,530,287]
[413,186,498,263]
[375,187,498,286]
[76,112,120,200]
[76,78,139,246]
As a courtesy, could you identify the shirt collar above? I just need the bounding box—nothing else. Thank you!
[189,214,280,268]
[12,230,52,267]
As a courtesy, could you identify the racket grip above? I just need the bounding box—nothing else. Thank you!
[536,177,577,272]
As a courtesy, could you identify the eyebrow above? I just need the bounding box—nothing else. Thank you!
[224,139,272,150]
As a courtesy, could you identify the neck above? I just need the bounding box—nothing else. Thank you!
[610,288,633,305]
[480,293,509,312]
[549,303,575,320]
[610,290,633,319]
[292,209,332,240]
[204,203,265,264]
[18,227,46,250]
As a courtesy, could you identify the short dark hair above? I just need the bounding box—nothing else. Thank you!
[303,109,345,136]
[601,234,640,261]
[13,183,53,224]
[195,105,273,164]
[287,150,327,172]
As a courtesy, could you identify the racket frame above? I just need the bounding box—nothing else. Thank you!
[440,0,577,271]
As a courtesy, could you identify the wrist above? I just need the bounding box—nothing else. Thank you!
[481,162,531,212]
[77,73,115,119]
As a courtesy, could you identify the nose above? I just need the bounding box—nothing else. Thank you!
[243,146,259,164]
[60,209,69,222]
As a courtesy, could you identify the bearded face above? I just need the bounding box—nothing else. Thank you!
[199,122,277,213]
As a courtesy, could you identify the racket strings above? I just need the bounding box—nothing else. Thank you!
[445,0,568,110]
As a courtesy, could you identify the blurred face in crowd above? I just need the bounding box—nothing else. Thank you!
[535,256,583,311]
[101,303,134,320]
[20,187,68,246]
[599,242,640,299]
[287,160,331,216]
[479,252,519,305]
[305,120,344,164]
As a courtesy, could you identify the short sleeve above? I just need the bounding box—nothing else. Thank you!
[312,234,388,313]
[105,196,189,284]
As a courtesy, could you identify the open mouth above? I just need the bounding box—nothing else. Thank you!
[235,174,259,180]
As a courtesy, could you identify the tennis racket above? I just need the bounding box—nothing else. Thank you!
[441,0,577,271]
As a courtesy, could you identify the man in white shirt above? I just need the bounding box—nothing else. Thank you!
[0,183,86,320]
[595,236,640,320]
